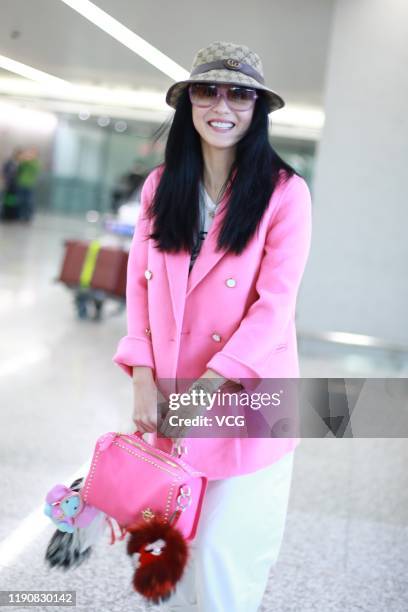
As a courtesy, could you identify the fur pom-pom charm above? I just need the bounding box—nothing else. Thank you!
[126,512,189,604]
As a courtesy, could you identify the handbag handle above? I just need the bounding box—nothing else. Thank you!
[133,430,187,458]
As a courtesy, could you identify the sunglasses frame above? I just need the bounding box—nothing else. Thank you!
[188,83,258,112]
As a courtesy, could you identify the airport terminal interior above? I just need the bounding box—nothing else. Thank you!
[1,1,407,611]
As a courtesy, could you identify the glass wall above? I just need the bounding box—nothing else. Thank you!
[40,114,163,215]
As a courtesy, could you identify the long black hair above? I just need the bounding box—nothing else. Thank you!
[148,87,299,255]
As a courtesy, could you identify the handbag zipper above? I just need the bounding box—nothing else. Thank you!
[117,434,187,471]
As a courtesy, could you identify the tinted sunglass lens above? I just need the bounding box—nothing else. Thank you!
[227,88,257,109]
[190,84,218,105]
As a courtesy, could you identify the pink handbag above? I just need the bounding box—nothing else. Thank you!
[81,430,208,541]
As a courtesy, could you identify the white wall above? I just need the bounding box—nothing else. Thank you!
[298,0,408,344]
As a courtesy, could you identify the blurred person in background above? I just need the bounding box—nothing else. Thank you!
[110,160,147,213]
[114,41,312,611]
[16,147,41,222]
[126,160,146,197]
[1,148,21,220]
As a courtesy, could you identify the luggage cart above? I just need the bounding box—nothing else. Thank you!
[58,239,126,320]
[57,201,139,321]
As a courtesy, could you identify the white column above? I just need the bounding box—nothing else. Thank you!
[297,0,408,344]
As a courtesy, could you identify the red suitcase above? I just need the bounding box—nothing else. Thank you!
[58,240,89,287]
[90,247,128,298]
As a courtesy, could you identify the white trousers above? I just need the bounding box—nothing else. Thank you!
[158,450,295,612]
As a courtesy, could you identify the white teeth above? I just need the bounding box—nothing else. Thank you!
[208,121,234,129]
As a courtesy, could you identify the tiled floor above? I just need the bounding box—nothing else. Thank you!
[0,214,407,611]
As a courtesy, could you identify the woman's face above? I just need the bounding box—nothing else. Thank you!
[191,84,255,151]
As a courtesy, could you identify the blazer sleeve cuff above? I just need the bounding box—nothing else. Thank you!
[206,352,261,391]
[113,336,155,378]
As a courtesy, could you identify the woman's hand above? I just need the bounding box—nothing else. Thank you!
[159,370,234,442]
[132,366,166,433]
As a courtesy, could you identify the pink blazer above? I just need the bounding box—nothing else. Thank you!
[113,165,312,480]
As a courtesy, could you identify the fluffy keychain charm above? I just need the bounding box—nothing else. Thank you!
[126,509,189,604]
[44,477,109,570]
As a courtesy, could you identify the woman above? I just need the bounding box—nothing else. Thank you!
[114,41,312,611]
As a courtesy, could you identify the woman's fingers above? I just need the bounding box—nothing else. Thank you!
[133,416,157,433]
[132,383,166,433]
[134,418,152,433]
[133,419,146,433]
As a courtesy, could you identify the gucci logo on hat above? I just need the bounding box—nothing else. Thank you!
[224,58,241,70]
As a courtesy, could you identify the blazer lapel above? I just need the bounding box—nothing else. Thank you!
[164,187,230,328]
[163,249,190,330]
[186,201,227,297]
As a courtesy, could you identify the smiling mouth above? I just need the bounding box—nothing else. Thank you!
[207,120,235,130]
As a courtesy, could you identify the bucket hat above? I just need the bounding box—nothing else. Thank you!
[166,41,285,113]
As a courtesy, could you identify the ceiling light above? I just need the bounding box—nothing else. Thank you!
[58,0,189,81]
[0,53,72,89]
[0,76,168,112]
[97,115,110,127]
[114,120,127,132]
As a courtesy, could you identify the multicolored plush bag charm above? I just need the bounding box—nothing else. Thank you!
[44,477,109,571]
[44,484,100,533]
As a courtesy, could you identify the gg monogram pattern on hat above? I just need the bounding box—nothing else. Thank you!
[192,42,263,74]
[166,41,284,113]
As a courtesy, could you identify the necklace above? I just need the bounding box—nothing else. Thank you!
[201,184,220,218]
[205,200,218,218]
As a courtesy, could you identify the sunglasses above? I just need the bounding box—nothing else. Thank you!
[189,83,258,112]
